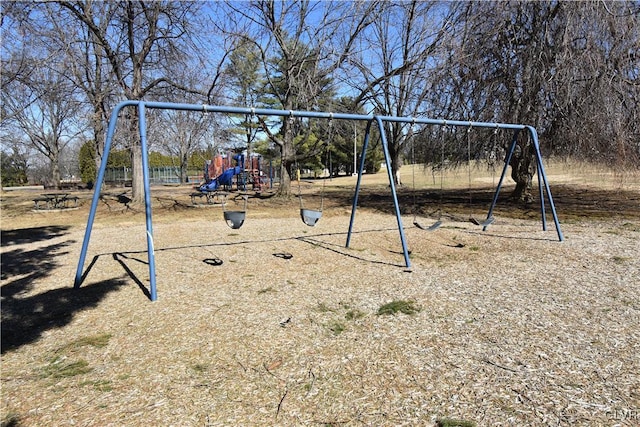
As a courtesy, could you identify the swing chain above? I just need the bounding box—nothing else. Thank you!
[488,124,500,170]
[326,114,333,148]
[321,116,334,210]
[411,121,443,231]
[297,115,332,222]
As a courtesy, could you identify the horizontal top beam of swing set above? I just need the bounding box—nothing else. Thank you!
[116,100,530,132]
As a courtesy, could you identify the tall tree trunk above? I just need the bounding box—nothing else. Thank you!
[91,105,106,181]
[128,112,144,203]
[509,52,541,204]
[270,111,295,198]
[388,123,403,186]
[277,122,295,198]
[180,152,188,184]
[131,143,144,201]
[390,143,402,186]
[51,147,62,190]
[279,161,292,197]
[509,134,537,203]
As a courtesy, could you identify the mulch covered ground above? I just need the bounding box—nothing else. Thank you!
[1,182,639,426]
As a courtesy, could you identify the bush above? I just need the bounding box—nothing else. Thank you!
[78,141,97,186]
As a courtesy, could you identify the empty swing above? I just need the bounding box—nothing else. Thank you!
[467,125,495,227]
[298,122,331,227]
[222,193,248,229]
[412,123,444,231]
[298,156,327,227]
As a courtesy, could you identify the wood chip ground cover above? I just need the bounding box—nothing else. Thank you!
[1,180,639,426]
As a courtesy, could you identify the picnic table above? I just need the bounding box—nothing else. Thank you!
[33,193,79,210]
[190,190,228,205]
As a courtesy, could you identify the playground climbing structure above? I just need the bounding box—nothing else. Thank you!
[198,152,265,193]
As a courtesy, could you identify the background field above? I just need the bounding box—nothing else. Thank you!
[1,162,639,426]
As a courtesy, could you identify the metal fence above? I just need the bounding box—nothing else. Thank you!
[104,167,204,185]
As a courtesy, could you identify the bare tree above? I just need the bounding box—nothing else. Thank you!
[1,2,37,125]
[431,1,562,202]
[51,2,118,177]
[547,1,640,169]
[346,1,459,185]
[2,4,88,188]
[57,0,207,203]
[3,65,86,188]
[154,108,212,184]
[432,0,639,202]
[217,0,379,197]
[3,2,121,185]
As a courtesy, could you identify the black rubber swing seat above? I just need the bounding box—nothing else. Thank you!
[469,216,495,227]
[414,220,442,231]
[224,210,246,229]
[300,209,322,227]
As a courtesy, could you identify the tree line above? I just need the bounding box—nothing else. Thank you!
[1,1,638,202]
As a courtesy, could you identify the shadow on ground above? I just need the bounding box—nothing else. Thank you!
[325,184,640,222]
[1,225,127,353]
[1,279,127,353]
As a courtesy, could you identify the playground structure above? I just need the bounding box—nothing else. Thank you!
[75,100,564,301]
[198,152,265,194]
[191,152,266,228]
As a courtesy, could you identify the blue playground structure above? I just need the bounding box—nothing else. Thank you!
[190,152,266,205]
[74,100,564,301]
[199,153,245,192]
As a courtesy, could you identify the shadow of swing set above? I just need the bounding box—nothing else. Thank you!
[75,101,564,301]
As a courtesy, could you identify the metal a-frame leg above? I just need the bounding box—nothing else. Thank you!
[483,128,564,242]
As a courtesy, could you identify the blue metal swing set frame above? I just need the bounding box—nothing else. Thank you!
[74,100,564,301]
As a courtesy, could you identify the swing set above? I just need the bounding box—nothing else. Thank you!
[74,100,563,301]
